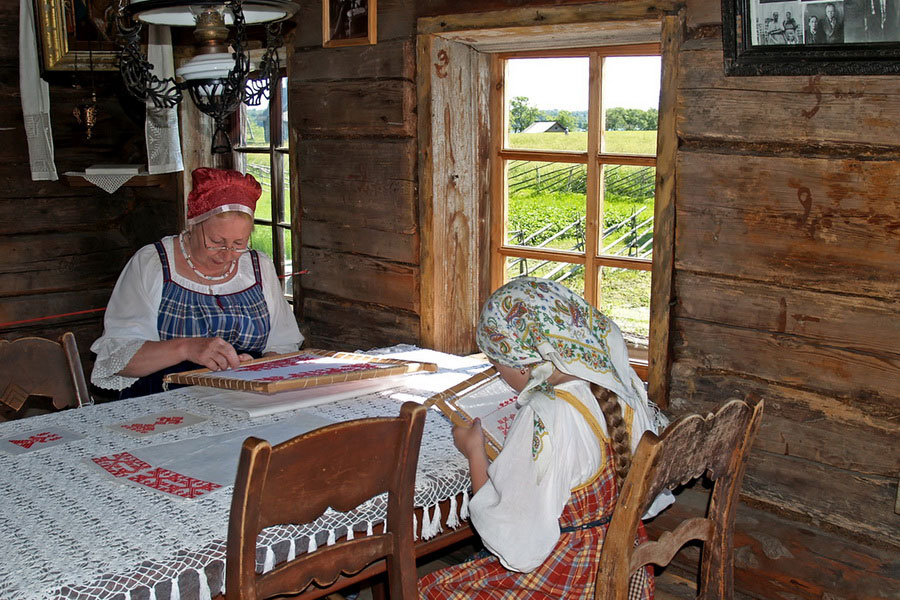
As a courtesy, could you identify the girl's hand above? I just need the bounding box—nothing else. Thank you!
[453,418,486,459]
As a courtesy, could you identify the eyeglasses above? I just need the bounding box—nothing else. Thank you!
[199,222,251,254]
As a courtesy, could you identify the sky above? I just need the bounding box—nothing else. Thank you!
[506,56,661,112]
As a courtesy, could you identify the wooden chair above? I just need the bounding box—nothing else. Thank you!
[595,396,764,600]
[226,401,427,600]
[0,332,92,421]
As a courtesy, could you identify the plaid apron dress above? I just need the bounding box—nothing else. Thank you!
[419,391,653,600]
[119,242,271,399]
[154,241,270,353]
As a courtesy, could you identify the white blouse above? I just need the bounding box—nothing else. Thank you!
[91,236,303,391]
[468,380,673,573]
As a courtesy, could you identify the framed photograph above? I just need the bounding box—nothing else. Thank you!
[722,0,900,75]
[33,0,120,72]
[322,0,377,47]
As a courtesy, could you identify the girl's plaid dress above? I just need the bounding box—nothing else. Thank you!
[419,441,653,600]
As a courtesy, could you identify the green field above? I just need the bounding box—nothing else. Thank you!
[506,130,657,337]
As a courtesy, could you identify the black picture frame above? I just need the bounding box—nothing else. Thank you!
[722,0,900,75]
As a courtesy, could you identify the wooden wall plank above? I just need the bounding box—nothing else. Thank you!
[668,368,899,477]
[678,48,900,147]
[302,220,417,263]
[298,138,417,233]
[675,152,900,299]
[300,248,419,311]
[302,295,419,350]
[676,272,899,357]
[744,451,900,547]
[291,39,415,80]
[291,79,416,136]
[647,486,900,600]
[674,318,900,403]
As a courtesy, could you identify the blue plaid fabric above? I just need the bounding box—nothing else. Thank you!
[154,242,270,355]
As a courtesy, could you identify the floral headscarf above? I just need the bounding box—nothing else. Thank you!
[476,277,665,447]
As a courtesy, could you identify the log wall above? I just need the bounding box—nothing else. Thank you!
[289,0,899,596]
[1,1,178,397]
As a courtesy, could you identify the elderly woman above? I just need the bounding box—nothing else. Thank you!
[91,167,303,399]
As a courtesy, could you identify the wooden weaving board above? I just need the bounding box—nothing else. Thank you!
[163,349,438,394]
[425,367,519,460]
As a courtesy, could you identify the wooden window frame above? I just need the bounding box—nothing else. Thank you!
[232,74,294,302]
[490,45,659,322]
[417,7,681,406]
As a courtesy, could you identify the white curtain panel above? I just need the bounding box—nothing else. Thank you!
[145,25,184,174]
[19,0,58,181]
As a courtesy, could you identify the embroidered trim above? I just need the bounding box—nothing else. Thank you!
[532,413,548,460]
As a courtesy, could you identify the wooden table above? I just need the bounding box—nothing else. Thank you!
[0,348,482,600]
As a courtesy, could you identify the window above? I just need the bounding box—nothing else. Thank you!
[492,47,661,362]
[233,75,294,301]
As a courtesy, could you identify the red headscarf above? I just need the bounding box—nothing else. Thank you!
[186,167,262,225]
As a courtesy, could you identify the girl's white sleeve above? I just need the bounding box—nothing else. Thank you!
[467,398,603,572]
[89,245,164,391]
[258,253,303,354]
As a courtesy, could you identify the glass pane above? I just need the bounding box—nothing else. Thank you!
[506,57,588,151]
[599,165,655,260]
[249,157,272,219]
[598,266,651,341]
[251,223,274,258]
[506,160,586,251]
[601,56,660,155]
[505,257,585,297]
[280,76,289,148]
[242,94,270,148]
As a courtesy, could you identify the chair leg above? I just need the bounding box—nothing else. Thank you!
[369,577,388,600]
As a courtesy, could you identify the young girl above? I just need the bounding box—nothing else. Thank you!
[419,277,672,600]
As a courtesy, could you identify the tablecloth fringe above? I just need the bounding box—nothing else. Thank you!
[198,566,212,600]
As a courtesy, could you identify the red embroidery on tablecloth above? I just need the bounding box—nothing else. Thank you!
[256,363,383,382]
[120,416,185,433]
[129,467,221,499]
[9,432,62,449]
[92,452,153,478]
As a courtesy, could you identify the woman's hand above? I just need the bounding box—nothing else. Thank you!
[454,419,490,493]
[180,337,245,371]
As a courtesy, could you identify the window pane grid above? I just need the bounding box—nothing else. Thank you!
[496,50,659,343]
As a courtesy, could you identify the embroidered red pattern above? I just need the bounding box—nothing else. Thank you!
[256,363,384,382]
[129,467,221,499]
[92,452,153,478]
[9,432,62,449]
[121,416,185,433]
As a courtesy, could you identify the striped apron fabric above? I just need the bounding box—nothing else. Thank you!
[418,443,653,600]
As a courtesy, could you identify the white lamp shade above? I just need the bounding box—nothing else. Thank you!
[128,0,298,26]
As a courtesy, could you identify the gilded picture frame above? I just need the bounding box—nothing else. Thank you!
[322,0,377,48]
[33,0,120,72]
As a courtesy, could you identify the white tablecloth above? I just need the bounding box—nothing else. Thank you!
[0,347,485,600]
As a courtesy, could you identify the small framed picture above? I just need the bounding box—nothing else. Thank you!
[323,0,377,48]
[723,0,900,75]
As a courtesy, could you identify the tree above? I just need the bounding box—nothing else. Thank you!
[555,110,576,132]
[509,96,540,133]
[604,107,658,131]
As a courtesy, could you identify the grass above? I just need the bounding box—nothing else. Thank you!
[505,130,657,338]
[508,130,657,154]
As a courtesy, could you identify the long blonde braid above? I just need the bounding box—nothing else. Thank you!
[591,383,632,487]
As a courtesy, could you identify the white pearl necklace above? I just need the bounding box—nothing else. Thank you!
[178,232,237,282]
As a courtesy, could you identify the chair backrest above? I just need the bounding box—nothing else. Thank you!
[595,396,764,600]
[226,401,428,600]
[0,332,91,420]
